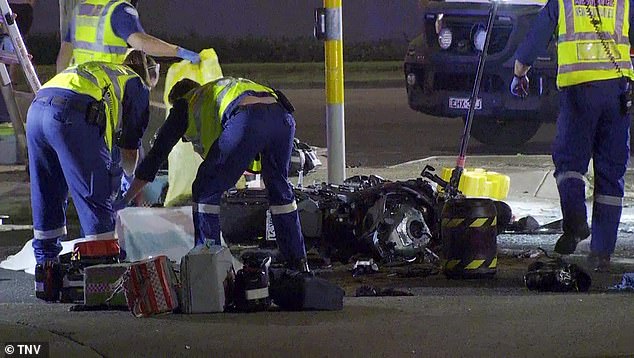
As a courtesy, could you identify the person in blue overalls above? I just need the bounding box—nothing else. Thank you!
[511,0,634,271]
[121,78,310,272]
[28,50,156,300]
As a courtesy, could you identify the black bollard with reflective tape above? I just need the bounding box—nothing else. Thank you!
[442,198,498,279]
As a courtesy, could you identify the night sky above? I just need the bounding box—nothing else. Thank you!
[30,1,425,42]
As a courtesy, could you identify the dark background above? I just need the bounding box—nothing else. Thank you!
[30,1,425,42]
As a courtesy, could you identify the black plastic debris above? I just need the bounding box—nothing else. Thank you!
[524,253,591,292]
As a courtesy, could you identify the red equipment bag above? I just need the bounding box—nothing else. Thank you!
[71,239,120,266]
[123,256,179,317]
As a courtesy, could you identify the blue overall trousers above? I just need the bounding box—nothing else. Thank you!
[553,78,629,256]
[26,88,122,264]
[191,102,307,262]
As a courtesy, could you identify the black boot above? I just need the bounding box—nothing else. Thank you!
[554,222,590,255]
[34,260,63,302]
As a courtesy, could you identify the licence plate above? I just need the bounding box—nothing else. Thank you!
[448,97,482,110]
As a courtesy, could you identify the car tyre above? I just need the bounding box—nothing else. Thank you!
[467,115,542,146]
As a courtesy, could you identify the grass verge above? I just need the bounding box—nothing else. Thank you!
[22,61,404,94]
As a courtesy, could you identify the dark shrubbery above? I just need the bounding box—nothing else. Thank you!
[27,34,408,65]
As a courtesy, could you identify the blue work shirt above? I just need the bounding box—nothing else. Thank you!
[36,76,150,150]
[65,3,145,43]
[515,0,634,66]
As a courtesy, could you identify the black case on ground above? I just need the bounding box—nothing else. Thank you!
[220,189,269,244]
[269,268,344,311]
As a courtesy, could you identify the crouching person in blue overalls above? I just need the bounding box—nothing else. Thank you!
[121,78,310,272]
[28,50,156,301]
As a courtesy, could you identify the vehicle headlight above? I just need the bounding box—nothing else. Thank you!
[473,28,487,52]
[438,28,452,50]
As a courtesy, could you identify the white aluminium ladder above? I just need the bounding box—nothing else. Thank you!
[0,0,41,164]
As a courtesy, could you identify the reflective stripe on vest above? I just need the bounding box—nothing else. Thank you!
[72,0,129,65]
[557,0,634,87]
[183,78,276,172]
[41,62,140,150]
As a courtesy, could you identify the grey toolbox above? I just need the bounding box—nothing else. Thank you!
[180,244,235,313]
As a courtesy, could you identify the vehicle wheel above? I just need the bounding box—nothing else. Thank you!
[467,116,542,146]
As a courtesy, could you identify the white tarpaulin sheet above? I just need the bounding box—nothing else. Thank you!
[116,206,196,263]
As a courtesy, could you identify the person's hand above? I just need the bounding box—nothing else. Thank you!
[510,74,529,98]
[176,47,200,64]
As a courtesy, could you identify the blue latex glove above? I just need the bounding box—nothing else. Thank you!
[176,47,200,64]
[120,173,133,197]
[510,75,529,98]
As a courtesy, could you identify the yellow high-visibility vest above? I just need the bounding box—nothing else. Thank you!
[557,0,634,87]
[71,0,129,65]
[42,62,140,151]
[183,77,278,173]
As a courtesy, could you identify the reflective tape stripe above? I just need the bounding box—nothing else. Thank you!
[492,216,497,226]
[245,287,269,300]
[465,260,485,270]
[325,7,342,41]
[442,218,465,228]
[73,41,128,54]
[555,171,585,186]
[559,32,630,44]
[96,0,117,47]
[562,0,574,36]
[194,203,221,214]
[595,194,623,207]
[616,0,625,38]
[489,257,498,269]
[559,60,633,73]
[63,67,100,87]
[269,201,298,215]
[84,231,115,240]
[470,218,489,228]
[215,78,238,110]
[34,227,67,240]
[78,3,104,16]
[445,259,461,270]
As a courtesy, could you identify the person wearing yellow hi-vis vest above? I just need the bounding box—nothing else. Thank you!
[56,0,199,72]
[511,0,634,272]
[27,51,156,301]
[122,77,310,272]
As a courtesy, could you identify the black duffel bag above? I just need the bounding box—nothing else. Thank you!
[269,268,344,311]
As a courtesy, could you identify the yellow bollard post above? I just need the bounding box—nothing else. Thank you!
[323,0,346,184]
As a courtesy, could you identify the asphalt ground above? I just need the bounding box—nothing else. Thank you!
[2,88,634,357]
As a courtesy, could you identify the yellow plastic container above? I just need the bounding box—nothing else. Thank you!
[440,167,510,200]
